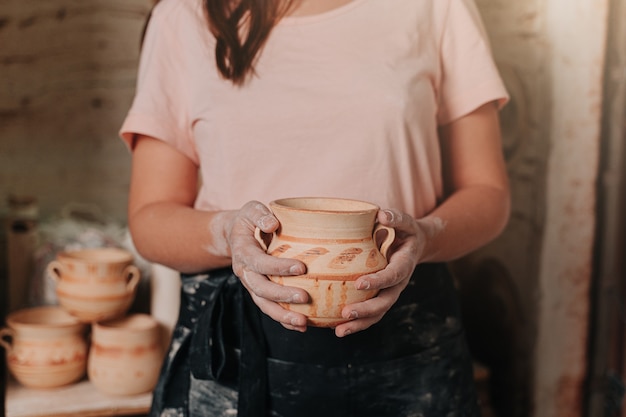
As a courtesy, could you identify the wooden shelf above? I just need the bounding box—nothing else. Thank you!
[6,377,151,417]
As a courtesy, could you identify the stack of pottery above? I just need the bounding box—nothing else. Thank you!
[1,247,163,395]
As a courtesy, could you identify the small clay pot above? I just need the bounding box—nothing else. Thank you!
[50,248,136,279]
[47,248,140,322]
[88,314,163,396]
[0,306,88,389]
[258,197,395,327]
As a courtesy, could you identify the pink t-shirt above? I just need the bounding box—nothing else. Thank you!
[120,0,508,218]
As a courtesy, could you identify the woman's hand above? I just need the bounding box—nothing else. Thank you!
[226,201,311,332]
[334,208,437,338]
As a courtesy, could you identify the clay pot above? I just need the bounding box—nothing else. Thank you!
[88,314,163,396]
[257,197,395,327]
[47,248,140,322]
[0,306,88,389]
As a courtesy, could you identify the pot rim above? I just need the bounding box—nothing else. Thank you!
[55,247,133,264]
[270,197,379,214]
[94,313,158,332]
[6,306,84,330]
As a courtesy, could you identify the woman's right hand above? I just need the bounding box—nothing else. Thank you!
[225,201,310,332]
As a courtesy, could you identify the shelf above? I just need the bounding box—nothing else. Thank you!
[6,377,151,417]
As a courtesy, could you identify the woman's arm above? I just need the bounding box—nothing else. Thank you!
[128,135,232,272]
[128,135,310,331]
[335,101,510,337]
[414,100,511,263]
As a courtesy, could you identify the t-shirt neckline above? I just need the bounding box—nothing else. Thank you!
[280,0,368,25]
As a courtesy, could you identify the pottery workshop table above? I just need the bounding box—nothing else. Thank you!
[5,378,151,417]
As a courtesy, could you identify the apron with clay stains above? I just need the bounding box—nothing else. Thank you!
[149,263,481,417]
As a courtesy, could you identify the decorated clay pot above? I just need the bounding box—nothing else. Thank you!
[47,248,140,322]
[257,197,395,327]
[88,314,163,396]
[0,306,88,388]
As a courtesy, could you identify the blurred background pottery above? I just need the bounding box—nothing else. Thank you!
[47,248,140,322]
[0,306,88,389]
[88,314,163,396]
[49,247,135,280]
[258,197,395,327]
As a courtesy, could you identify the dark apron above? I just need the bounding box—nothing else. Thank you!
[149,263,481,417]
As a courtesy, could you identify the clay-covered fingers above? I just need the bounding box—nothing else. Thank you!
[233,256,309,332]
[246,286,308,332]
[227,201,278,249]
[237,267,308,305]
[353,256,414,293]
[380,210,422,252]
[228,201,306,279]
[335,282,408,337]
[226,201,309,331]
[332,208,424,338]
[230,235,305,282]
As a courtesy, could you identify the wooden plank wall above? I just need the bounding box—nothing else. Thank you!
[0,0,153,222]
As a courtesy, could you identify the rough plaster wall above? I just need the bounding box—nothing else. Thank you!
[457,0,550,414]
[472,0,609,416]
[0,0,153,222]
[536,0,609,416]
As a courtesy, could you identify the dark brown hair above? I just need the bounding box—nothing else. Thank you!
[205,0,296,85]
[142,1,295,85]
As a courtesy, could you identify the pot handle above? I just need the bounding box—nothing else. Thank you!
[0,328,14,352]
[254,227,276,252]
[46,260,65,283]
[123,265,141,293]
[373,225,395,260]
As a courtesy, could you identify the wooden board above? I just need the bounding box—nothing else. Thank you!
[6,378,151,417]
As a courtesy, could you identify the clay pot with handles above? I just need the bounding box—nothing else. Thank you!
[256,197,395,327]
[0,306,88,388]
[47,248,140,322]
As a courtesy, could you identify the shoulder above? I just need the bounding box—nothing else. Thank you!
[150,0,206,30]
[433,0,488,32]
[143,0,212,53]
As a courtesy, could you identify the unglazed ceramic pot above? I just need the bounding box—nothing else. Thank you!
[0,306,88,388]
[257,197,395,327]
[88,314,163,396]
[47,248,140,322]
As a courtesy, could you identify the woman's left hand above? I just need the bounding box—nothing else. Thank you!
[334,208,431,337]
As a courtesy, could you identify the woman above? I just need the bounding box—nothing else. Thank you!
[121,0,510,415]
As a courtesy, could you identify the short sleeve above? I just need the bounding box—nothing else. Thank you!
[119,2,199,165]
[436,0,509,125]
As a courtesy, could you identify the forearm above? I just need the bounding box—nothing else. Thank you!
[129,201,234,273]
[415,184,510,263]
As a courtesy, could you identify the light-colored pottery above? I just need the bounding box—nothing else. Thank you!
[258,197,395,327]
[88,314,163,396]
[48,247,136,280]
[47,248,140,322]
[0,306,88,389]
